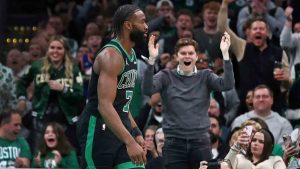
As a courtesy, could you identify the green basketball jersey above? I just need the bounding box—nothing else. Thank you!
[85,39,137,121]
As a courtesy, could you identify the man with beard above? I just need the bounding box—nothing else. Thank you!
[218,0,291,115]
[143,33,234,169]
[77,4,148,169]
[209,115,229,161]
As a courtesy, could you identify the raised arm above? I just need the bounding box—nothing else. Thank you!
[280,7,299,49]
[142,35,161,96]
[218,0,246,62]
[95,48,145,165]
[207,32,234,91]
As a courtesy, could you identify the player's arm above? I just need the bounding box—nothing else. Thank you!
[128,111,146,158]
[96,48,145,165]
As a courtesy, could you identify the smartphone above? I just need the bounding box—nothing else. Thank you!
[283,135,292,147]
[243,125,253,137]
[207,159,220,169]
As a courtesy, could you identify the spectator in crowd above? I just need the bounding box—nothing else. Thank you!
[16,35,84,153]
[159,9,194,55]
[46,15,78,57]
[241,18,255,43]
[218,0,291,114]
[84,22,101,39]
[193,1,224,69]
[28,38,47,63]
[144,125,159,160]
[280,6,300,80]
[231,84,293,145]
[208,98,222,120]
[147,102,163,127]
[221,129,286,169]
[47,15,65,36]
[32,122,79,168]
[6,48,27,80]
[85,32,102,57]
[209,115,230,160]
[294,22,300,33]
[134,93,161,131]
[144,32,234,169]
[146,128,164,169]
[144,4,158,22]
[236,0,285,44]
[245,89,254,112]
[280,5,300,127]
[200,129,286,169]
[282,127,300,168]
[195,53,209,70]
[0,63,17,110]
[0,110,31,168]
[148,0,176,39]
[248,117,284,157]
[77,4,147,168]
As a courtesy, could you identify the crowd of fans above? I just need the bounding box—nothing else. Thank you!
[0,0,300,168]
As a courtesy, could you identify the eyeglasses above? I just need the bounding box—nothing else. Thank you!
[196,58,208,63]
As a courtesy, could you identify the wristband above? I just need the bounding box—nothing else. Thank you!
[132,127,142,137]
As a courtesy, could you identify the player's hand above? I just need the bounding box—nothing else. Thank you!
[126,140,146,166]
[135,135,147,162]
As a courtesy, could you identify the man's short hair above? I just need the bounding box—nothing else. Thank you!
[112,4,141,37]
[202,1,221,13]
[0,109,21,126]
[175,38,199,54]
[254,84,274,97]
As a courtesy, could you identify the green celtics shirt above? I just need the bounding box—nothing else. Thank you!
[16,60,84,124]
[0,137,32,168]
[32,150,79,168]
